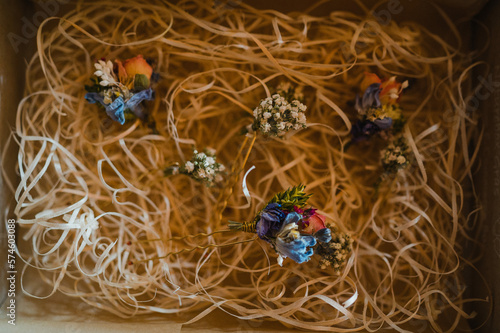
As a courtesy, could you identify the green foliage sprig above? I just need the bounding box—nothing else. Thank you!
[268,184,312,211]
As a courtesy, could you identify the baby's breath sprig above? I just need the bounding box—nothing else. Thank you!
[165,148,226,187]
[316,225,352,272]
[380,136,411,175]
[250,93,307,138]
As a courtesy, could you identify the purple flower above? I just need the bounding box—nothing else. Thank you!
[355,83,381,113]
[350,120,379,142]
[256,203,286,240]
[373,117,392,130]
[350,116,394,142]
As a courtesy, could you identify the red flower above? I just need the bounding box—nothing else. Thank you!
[300,212,327,234]
[293,206,304,214]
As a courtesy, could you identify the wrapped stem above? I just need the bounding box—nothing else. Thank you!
[228,220,257,233]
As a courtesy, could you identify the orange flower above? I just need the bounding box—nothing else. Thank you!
[115,59,128,83]
[301,213,327,234]
[360,72,407,105]
[122,55,153,81]
[360,72,382,92]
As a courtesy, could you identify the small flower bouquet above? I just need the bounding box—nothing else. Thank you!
[250,93,307,138]
[351,72,409,142]
[165,148,226,187]
[229,185,352,268]
[84,55,155,125]
[380,136,411,175]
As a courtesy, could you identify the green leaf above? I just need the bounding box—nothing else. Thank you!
[133,74,150,91]
[268,184,312,210]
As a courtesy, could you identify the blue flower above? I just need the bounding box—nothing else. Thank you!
[314,227,332,243]
[274,212,316,265]
[373,117,392,130]
[85,88,154,125]
[126,88,154,120]
[85,92,125,124]
[256,203,286,240]
[355,83,381,113]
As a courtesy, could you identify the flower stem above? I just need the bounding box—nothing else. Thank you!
[129,237,258,265]
[213,132,257,225]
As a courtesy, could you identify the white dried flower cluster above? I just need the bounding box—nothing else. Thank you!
[252,93,307,137]
[94,60,118,87]
[316,226,352,272]
[180,148,226,186]
[380,137,411,174]
[102,87,129,105]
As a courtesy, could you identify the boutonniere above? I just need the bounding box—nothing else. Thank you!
[85,55,156,125]
[350,72,408,143]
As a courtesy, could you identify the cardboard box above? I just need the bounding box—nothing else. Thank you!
[0,0,497,331]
